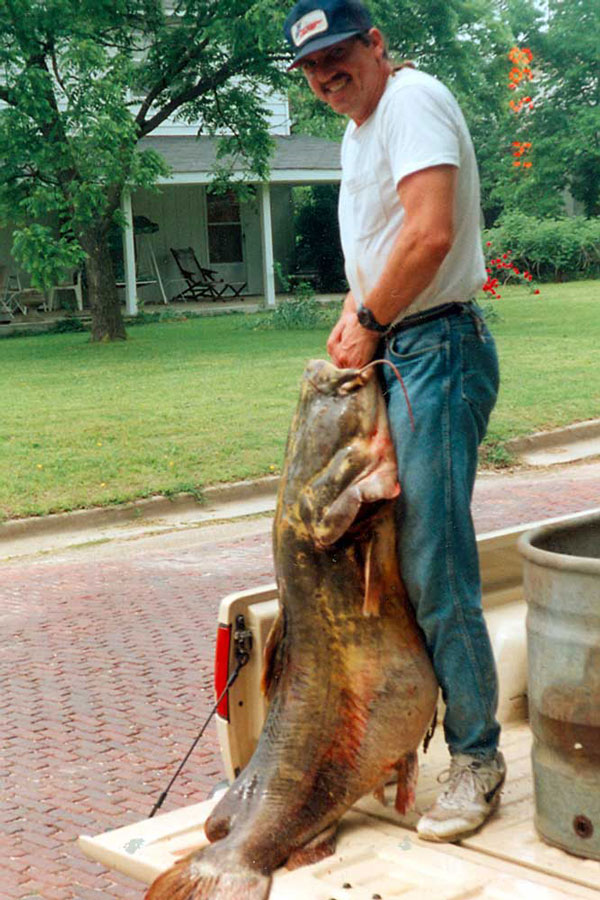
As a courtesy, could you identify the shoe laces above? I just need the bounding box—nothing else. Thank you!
[436,756,495,807]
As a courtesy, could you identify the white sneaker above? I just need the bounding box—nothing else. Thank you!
[417,752,506,842]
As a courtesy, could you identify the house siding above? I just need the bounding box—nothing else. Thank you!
[130,182,295,301]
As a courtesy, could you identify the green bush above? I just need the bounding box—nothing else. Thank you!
[483,214,600,282]
[292,185,347,293]
[47,317,87,334]
[246,280,341,331]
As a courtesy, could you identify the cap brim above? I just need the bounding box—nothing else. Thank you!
[287,29,362,70]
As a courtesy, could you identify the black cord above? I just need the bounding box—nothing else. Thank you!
[148,654,248,818]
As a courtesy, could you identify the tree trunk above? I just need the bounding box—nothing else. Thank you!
[81,226,127,342]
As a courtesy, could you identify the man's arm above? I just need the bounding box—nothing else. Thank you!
[327,164,456,369]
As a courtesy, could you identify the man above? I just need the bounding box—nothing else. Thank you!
[284,0,505,842]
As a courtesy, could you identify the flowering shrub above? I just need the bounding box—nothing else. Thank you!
[483,213,600,282]
[482,242,540,299]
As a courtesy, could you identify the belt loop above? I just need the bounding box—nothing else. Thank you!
[466,301,485,342]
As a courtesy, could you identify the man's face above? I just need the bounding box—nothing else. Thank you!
[298,29,388,126]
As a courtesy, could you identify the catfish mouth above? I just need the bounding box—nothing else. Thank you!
[304,359,375,399]
[305,358,413,431]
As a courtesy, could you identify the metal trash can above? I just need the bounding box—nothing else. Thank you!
[519,510,600,860]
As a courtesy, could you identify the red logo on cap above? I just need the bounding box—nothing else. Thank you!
[292,9,329,47]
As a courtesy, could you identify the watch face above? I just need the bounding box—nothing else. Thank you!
[357,304,386,332]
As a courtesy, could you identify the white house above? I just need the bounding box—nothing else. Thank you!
[0,88,342,315]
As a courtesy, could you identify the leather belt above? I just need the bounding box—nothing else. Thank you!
[386,302,467,337]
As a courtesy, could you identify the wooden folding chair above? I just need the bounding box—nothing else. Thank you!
[170,248,246,302]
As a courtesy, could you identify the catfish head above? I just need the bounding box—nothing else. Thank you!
[278,359,400,548]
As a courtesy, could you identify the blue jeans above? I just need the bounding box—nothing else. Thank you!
[381,303,501,758]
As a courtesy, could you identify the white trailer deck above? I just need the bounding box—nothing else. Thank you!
[79,512,600,897]
[79,720,600,898]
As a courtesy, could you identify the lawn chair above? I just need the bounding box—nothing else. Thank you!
[47,270,83,312]
[0,265,24,320]
[170,247,246,302]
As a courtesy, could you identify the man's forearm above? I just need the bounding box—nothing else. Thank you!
[362,222,452,325]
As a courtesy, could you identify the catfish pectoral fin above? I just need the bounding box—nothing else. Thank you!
[362,537,382,617]
[261,608,286,700]
[145,852,270,900]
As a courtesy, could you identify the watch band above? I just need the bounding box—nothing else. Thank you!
[356,302,389,333]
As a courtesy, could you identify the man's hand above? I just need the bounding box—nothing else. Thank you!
[327,301,380,369]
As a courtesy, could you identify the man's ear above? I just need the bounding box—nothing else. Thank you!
[368,28,386,61]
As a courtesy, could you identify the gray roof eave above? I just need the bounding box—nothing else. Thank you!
[139,134,342,184]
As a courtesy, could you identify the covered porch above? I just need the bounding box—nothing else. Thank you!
[119,134,342,315]
[0,134,341,320]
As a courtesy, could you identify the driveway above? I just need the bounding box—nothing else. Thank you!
[2,461,600,899]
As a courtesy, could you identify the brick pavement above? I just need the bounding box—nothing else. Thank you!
[1,461,599,899]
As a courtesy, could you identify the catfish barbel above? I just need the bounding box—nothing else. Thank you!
[146,359,438,900]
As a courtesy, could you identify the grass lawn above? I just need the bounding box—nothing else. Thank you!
[0,279,598,520]
[485,280,600,460]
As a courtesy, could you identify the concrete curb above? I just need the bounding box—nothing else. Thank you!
[506,418,600,453]
[2,419,598,547]
[0,476,280,543]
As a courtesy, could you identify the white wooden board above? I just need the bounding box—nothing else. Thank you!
[79,723,600,898]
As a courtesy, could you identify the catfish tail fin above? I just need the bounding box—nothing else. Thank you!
[145,852,271,900]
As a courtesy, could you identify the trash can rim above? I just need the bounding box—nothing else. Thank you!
[518,508,600,575]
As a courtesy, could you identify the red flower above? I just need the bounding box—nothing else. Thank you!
[534,289,540,295]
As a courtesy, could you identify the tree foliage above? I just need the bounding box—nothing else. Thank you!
[501,0,600,218]
[0,0,288,340]
[288,0,517,222]
[289,0,599,225]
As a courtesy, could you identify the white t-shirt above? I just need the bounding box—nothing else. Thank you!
[338,68,486,321]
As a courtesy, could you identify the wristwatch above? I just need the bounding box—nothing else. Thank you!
[356,301,389,333]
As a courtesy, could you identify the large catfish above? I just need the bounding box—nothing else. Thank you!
[146,359,438,900]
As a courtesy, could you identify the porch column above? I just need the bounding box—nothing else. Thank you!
[121,190,137,316]
[259,182,276,308]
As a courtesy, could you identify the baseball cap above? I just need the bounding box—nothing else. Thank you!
[283,0,373,70]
